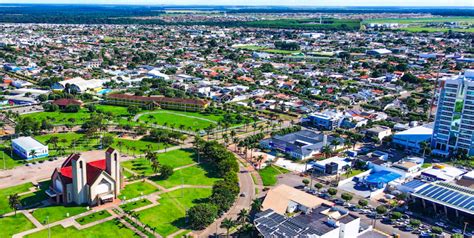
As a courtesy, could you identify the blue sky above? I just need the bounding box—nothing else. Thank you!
[2,0,473,6]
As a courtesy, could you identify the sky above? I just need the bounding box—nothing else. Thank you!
[2,0,474,7]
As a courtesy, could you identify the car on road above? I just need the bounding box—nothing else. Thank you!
[334,199,345,205]
[452,228,462,234]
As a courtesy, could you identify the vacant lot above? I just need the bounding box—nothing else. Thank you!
[258,165,290,186]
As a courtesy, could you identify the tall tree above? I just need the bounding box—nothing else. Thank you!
[8,193,21,215]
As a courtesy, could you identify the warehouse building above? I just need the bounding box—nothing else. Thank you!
[12,136,49,160]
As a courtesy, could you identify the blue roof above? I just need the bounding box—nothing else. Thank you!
[402,179,426,189]
[413,182,474,215]
[365,170,401,184]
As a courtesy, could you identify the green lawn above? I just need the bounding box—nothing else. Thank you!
[21,105,134,126]
[120,199,153,211]
[258,165,290,186]
[35,132,166,157]
[122,149,197,176]
[137,188,212,236]
[31,205,88,223]
[422,163,432,169]
[138,110,218,131]
[363,16,474,24]
[21,109,90,126]
[343,169,366,179]
[35,132,101,156]
[25,219,139,238]
[76,210,111,225]
[119,181,159,200]
[113,138,166,156]
[0,143,26,169]
[173,229,191,238]
[0,182,33,215]
[0,213,36,237]
[150,164,220,189]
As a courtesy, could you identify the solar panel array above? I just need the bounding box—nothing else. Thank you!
[414,183,474,213]
[403,179,426,189]
[255,211,323,237]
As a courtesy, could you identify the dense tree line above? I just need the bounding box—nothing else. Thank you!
[187,139,239,229]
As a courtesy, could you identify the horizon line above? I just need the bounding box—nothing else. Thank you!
[0,3,473,8]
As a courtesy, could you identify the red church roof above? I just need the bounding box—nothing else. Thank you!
[59,159,107,185]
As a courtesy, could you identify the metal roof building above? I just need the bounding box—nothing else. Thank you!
[412,182,474,219]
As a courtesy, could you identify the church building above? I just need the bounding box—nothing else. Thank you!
[46,148,122,205]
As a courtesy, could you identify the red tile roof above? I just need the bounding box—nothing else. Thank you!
[59,159,107,185]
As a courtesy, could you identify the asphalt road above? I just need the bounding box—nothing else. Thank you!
[193,156,255,237]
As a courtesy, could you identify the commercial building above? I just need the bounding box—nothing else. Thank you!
[411,181,474,221]
[47,148,122,205]
[255,185,363,238]
[420,164,466,182]
[365,126,392,141]
[260,130,344,160]
[392,123,433,153]
[431,70,474,156]
[307,110,344,130]
[53,77,107,94]
[312,156,353,175]
[105,93,210,112]
[12,136,49,160]
[261,184,334,215]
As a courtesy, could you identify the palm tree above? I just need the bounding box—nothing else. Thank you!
[8,193,21,215]
[151,160,161,174]
[233,137,240,152]
[251,198,263,213]
[330,140,340,153]
[220,218,236,238]
[343,139,352,151]
[47,136,59,151]
[237,209,250,225]
[321,145,332,158]
[255,155,264,170]
[30,149,37,160]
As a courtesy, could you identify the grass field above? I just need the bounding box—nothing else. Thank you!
[25,219,138,238]
[0,143,26,169]
[120,181,159,200]
[363,17,474,24]
[113,138,167,156]
[258,165,290,186]
[31,205,88,223]
[121,149,197,176]
[0,182,33,215]
[76,210,111,225]
[35,132,166,157]
[137,188,212,236]
[138,110,220,131]
[120,199,152,211]
[20,105,135,126]
[35,132,100,156]
[0,213,36,237]
[150,164,220,189]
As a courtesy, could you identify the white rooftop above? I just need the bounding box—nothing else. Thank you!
[12,136,46,150]
[422,165,466,181]
[395,123,433,136]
